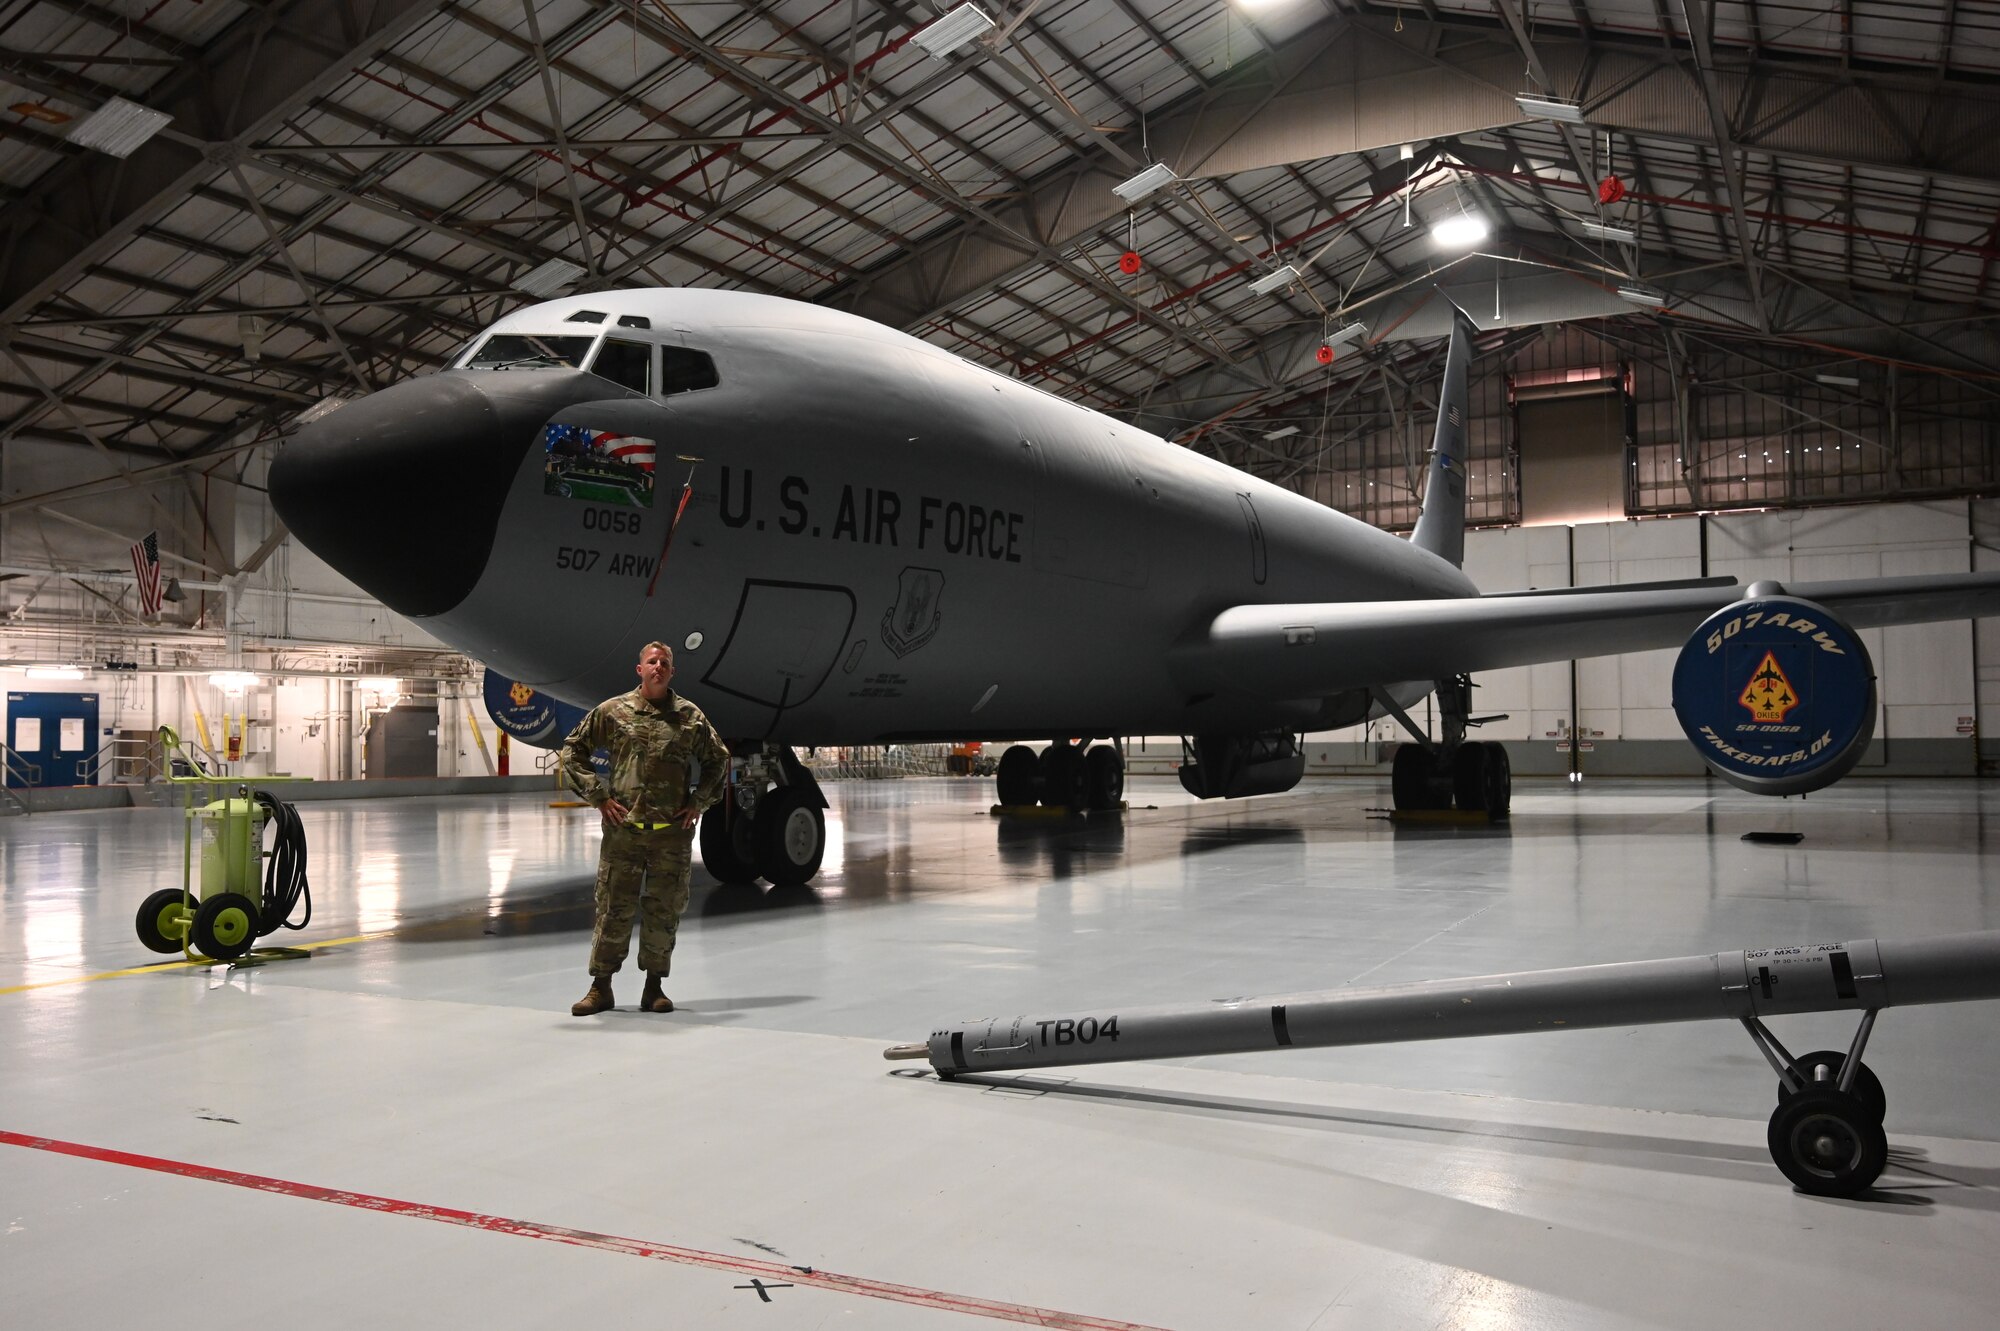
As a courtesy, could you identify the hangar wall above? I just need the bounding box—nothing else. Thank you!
[1303,323,2000,536]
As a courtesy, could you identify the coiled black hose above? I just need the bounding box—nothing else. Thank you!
[254,791,311,934]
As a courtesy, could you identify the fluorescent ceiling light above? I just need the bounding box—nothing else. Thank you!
[1112,162,1179,203]
[1430,214,1489,248]
[1617,285,1667,308]
[1515,94,1586,125]
[1247,264,1302,297]
[1816,373,1861,387]
[1264,425,1301,441]
[913,3,996,59]
[1582,220,1636,244]
[68,96,171,157]
[516,258,585,298]
[359,676,402,695]
[26,665,85,679]
[209,671,259,694]
[1326,320,1367,345]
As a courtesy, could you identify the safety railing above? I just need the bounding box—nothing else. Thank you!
[800,744,958,780]
[0,742,40,814]
[73,738,122,786]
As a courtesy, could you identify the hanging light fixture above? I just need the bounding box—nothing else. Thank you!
[1247,264,1301,297]
[1112,163,1179,203]
[1515,94,1586,125]
[913,3,996,60]
[68,96,171,157]
[1430,212,1488,249]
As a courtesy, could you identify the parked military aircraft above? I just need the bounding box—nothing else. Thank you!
[270,288,2000,887]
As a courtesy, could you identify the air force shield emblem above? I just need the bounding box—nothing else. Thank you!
[881,566,944,658]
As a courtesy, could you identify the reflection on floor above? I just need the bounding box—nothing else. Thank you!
[4,775,1999,1329]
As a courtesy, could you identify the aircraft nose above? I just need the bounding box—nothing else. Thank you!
[269,373,514,617]
[271,370,618,618]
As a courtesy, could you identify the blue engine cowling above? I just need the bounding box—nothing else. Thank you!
[1671,593,1876,796]
[481,669,590,750]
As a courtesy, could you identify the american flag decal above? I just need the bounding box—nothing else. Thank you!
[542,424,659,509]
[543,424,657,472]
[129,531,163,618]
[1447,404,1461,427]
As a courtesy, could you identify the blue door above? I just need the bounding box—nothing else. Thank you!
[5,692,101,788]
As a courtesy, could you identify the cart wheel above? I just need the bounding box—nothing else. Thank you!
[191,892,261,962]
[1767,1088,1888,1197]
[1778,1049,1887,1124]
[135,889,200,954]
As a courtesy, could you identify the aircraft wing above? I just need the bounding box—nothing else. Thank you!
[1169,571,2000,700]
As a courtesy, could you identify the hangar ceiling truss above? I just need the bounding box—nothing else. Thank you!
[0,0,1995,539]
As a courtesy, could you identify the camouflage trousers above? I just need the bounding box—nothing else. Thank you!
[588,823,696,976]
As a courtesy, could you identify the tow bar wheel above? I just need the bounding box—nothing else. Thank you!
[191,893,261,962]
[1767,1087,1888,1197]
[135,889,200,954]
[1778,1049,1887,1125]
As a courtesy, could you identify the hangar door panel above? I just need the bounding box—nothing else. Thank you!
[701,581,855,711]
[1518,392,1627,526]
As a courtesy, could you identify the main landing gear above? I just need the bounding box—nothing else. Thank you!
[1384,675,1511,818]
[994,741,1124,811]
[698,745,827,887]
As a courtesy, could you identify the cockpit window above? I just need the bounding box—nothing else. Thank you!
[663,347,719,395]
[590,339,652,393]
[464,334,596,370]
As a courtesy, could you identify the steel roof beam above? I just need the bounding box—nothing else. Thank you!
[0,0,451,327]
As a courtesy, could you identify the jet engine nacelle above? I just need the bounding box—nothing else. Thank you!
[1179,730,1306,799]
[1671,592,1876,796]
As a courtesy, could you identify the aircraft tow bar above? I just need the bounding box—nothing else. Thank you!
[885,931,2000,1197]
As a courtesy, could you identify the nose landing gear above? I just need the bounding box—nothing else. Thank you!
[698,744,829,886]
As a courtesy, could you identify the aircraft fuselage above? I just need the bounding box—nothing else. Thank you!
[280,289,1474,745]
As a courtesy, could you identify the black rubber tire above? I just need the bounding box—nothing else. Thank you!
[1039,743,1088,811]
[190,892,260,962]
[1767,1088,1888,1197]
[1452,742,1490,812]
[1483,742,1512,821]
[995,744,1040,807]
[699,801,759,883]
[753,786,825,886]
[1392,743,1436,811]
[1779,1050,1887,1125]
[1084,744,1124,810]
[135,888,199,954]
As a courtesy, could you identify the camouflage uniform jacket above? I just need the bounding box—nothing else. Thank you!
[558,688,730,826]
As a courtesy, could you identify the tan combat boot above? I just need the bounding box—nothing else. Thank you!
[571,975,615,1016]
[639,972,673,1013]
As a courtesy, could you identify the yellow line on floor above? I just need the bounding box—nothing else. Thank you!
[0,932,388,996]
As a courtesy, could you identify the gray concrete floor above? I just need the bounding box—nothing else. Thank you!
[3,774,1998,1328]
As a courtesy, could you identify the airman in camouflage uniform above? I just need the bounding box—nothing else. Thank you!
[558,641,730,1016]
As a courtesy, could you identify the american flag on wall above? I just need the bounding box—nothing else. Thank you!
[129,531,163,617]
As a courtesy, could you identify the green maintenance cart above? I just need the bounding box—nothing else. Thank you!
[133,726,314,965]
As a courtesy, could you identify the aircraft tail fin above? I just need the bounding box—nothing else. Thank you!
[1409,307,1476,569]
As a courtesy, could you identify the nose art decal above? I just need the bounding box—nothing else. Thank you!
[542,424,656,508]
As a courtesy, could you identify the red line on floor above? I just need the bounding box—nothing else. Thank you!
[2,1130,1171,1330]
